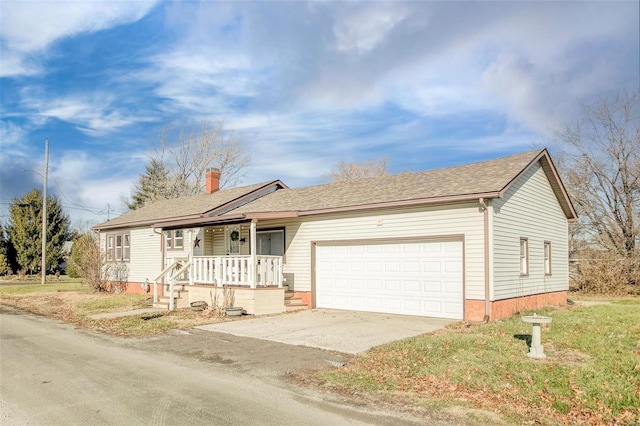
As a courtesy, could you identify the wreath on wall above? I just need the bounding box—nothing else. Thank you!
[230,230,240,241]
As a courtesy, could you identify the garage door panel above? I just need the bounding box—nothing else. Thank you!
[351,279,365,289]
[367,298,383,309]
[385,261,401,272]
[403,261,420,273]
[385,280,401,291]
[424,261,441,272]
[367,279,382,290]
[403,299,421,312]
[403,280,420,292]
[316,240,463,319]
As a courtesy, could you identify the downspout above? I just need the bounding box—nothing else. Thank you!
[479,198,491,322]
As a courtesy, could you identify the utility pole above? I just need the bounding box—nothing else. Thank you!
[41,140,48,285]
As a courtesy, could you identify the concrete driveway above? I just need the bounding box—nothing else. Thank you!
[196,309,457,354]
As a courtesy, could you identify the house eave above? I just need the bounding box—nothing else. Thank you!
[297,192,502,217]
[151,213,247,230]
[93,214,203,231]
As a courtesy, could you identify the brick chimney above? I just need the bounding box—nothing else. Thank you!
[206,167,221,194]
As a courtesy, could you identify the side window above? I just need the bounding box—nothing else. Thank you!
[544,241,552,275]
[520,238,529,276]
[115,235,123,261]
[174,230,184,249]
[257,229,285,256]
[107,233,130,262]
[107,236,114,261]
[123,234,130,261]
[165,231,172,249]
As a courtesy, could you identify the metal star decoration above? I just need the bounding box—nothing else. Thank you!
[193,236,201,248]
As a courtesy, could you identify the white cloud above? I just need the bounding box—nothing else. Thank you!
[21,92,151,135]
[0,0,159,77]
[333,3,408,53]
[0,120,26,147]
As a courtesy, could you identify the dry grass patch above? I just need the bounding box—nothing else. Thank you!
[0,283,227,336]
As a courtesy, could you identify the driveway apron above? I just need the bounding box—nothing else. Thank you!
[196,309,457,354]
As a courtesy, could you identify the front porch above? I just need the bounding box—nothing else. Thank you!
[153,254,291,314]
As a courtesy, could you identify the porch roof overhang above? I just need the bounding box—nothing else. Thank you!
[152,211,299,230]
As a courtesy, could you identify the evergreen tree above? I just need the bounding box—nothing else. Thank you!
[0,224,9,275]
[7,189,72,274]
[127,159,172,210]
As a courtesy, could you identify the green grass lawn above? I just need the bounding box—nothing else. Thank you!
[0,278,87,294]
[320,300,640,425]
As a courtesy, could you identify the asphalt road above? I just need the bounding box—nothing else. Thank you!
[0,307,426,426]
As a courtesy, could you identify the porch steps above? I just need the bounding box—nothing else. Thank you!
[153,283,190,310]
[284,290,308,312]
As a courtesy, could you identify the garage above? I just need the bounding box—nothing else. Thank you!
[315,239,464,319]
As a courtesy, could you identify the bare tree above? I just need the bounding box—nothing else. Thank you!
[328,158,388,183]
[555,91,639,289]
[159,120,250,196]
[128,121,251,208]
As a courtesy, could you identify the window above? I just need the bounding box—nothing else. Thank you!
[544,241,552,275]
[174,230,183,249]
[123,234,130,261]
[165,231,172,249]
[165,230,184,250]
[520,238,529,276]
[257,229,285,256]
[107,236,113,261]
[115,235,122,260]
[107,232,130,262]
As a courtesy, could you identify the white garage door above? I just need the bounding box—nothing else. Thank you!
[316,240,463,319]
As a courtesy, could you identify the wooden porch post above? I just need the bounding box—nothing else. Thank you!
[250,220,257,289]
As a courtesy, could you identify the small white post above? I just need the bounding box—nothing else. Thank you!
[250,220,257,288]
[169,279,175,310]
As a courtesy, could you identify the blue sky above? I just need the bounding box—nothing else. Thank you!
[1,1,638,228]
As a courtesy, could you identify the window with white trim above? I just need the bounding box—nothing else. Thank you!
[520,238,529,276]
[544,241,552,275]
[107,232,130,262]
[165,230,184,250]
[107,236,113,261]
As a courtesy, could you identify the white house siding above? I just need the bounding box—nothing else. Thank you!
[492,163,569,300]
[126,227,163,283]
[258,203,486,300]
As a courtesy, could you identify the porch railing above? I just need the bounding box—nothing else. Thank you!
[190,255,284,289]
[153,258,192,310]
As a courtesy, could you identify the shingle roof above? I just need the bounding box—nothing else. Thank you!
[93,181,277,230]
[233,149,551,214]
[95,149,576,230]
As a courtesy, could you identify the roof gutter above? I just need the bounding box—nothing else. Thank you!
[298,192,502,217]
[93,214,202,231]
